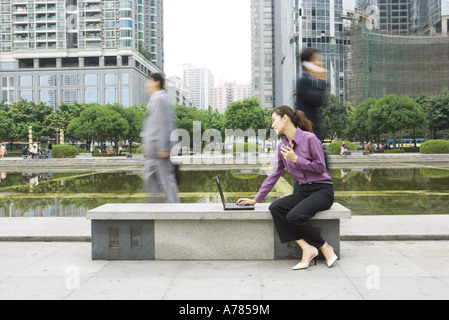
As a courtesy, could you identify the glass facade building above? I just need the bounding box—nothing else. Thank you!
[296,0,352,101]
[271,0,353,106]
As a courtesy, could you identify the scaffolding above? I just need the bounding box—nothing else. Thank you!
[350,23,449,106]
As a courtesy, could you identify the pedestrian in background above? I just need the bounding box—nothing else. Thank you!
[295,47,329,193]
[30,144,38,159]
[47,142,52,159]
[296,47,327,142]
[141,73,179,203]
[0,144,6,159]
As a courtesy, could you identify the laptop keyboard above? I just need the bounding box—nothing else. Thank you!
[227,203,248,209]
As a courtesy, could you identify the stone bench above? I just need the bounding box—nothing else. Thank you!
[86,203,351,261]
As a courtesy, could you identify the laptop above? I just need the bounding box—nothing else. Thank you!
[215,176,255,211]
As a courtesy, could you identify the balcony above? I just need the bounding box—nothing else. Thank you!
[13,26,28,33]
[12,17,28,24]
[86,31,101,39]
[86,23,101,30]
[12,6,27,14]
[14,43,29,50]
[85,13,101,21]
[14,35,29,41]
[85,5,101,11]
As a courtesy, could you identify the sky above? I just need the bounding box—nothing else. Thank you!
[163,0,251,85]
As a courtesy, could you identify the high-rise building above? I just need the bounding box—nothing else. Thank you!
[377,0,412,34]
[411,0,449,35]
[212,81,251,113]
[0,0,163,108]
[182,63,214,110]
[251,0,275,109]
[166,75,192,107]
[144,0,164,69]
[357,0,449,36]
[274,0,353,107]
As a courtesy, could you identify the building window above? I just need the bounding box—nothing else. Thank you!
[0,62,14,70]
[62,75,78,86]
[85,74,99,86]
[20,90,34,101]
[62,90,79,104]
[85,89,99,103]
[122,88,129,107]
[105,74,117,85]
[40,90,57,108]
[122,73,129,85]
[20,76,34,87]
[39,75,57,86]
[105,88,117,104]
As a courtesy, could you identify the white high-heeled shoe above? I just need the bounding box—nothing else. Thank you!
[322,243,338,268]
[326,254,338,268]
[292,245,319,270]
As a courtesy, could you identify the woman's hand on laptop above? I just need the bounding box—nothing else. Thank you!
[237,198,257,206]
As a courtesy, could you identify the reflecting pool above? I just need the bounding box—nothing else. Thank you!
[0,167,449,217]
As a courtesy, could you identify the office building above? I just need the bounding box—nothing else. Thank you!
[273,0,353,107]
[212,81,251,113]
[182,63,214,110]
[166,75,193,107]
[411,0,449,35]
[377,0,412,34]
[251,0,276,109]
[144,0,164,69]
[0,0,163,108]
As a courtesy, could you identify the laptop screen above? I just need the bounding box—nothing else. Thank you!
[215,176,227,208]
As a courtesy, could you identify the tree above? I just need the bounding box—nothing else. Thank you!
[174,105,203,148]
[0,109,14,147]
[199,107,225,134]
[348,98,377,142]
[7,99,53,143]
[97,107,129,149]
[369,95,427,149]
[416,91,449,139]
[224,98,271,142]
[319,94,351,140]
[122,104,147,152]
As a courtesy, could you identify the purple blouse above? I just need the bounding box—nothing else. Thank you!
[255,128,331,203]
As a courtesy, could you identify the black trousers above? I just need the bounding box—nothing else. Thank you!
[269,183,334,248]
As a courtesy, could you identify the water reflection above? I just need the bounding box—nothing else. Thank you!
[0,168,448,217]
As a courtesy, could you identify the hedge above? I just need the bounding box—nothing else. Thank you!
[52,145,78,158]
[420,140,449,154]
[384,150,405,153]
[232,143,259,155]
[326,141,357,155]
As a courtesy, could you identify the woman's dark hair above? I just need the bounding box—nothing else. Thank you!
[300,47,321,63]
[272,106,313,133]
[149,72,165,90]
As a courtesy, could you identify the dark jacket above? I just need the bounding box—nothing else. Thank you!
[296,72,327,140]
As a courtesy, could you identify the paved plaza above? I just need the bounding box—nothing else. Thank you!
[0,216,448,300]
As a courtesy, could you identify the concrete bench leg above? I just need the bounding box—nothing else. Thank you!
[91,220,155,260]
[274,220,340,260]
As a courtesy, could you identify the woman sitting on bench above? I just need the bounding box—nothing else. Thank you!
[237,106,338,271]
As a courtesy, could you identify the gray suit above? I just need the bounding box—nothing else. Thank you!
[140,90,179,203]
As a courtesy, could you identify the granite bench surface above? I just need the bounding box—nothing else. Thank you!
[86,203,351,221]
